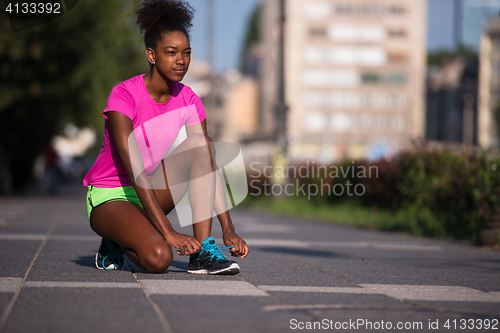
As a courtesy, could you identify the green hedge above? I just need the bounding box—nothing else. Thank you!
[246,145,500,242]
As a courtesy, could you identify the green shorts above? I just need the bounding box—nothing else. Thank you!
[86,185,143,224]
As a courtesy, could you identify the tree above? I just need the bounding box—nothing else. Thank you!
[239,3,261,75]
[427,44,478,67]
[0,0,148,189]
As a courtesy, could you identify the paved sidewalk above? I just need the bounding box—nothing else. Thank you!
[0,186,499,333]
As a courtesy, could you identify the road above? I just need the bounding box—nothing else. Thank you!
[0,185,499,332]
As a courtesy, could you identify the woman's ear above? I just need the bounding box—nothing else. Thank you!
[146,47,155,65]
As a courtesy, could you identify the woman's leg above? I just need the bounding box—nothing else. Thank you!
[150,133,216,242]
[90,201,172,274]
[90,133,217,273]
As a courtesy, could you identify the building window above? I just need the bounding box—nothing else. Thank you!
[304,2,332,19]
[387,6,406,16]
[357,47,387,66]
[387,29,406,38]
[362,73,379,83]
[387,73,406,84]
[309,27,327,37]
[304,112,329,132]
[328,24,385,42]
[304,91,408,110]
[330,113,353,132]
[387,51,408,63]
[303,69,360,87]
[361,73,405,84]
[304,46,387,66]
[332,4,406,17]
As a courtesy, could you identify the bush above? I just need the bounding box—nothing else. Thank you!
[244,145,500,243]
[394,146,500,241]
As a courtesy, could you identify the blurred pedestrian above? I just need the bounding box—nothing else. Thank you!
[43,143,59,195]
[0,145,13,195]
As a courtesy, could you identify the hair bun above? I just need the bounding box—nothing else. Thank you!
[136,0,194,49]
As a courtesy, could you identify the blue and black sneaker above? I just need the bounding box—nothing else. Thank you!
[187,237,240,275]
[95,238,124,270]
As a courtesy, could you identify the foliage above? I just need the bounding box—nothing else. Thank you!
[0,0,148,188]
[427,44,478,67]
[245,146,500,243]
[395,146,500,241]
[239,3,261,74]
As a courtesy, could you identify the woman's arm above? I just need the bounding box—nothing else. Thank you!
[186,119,249,258]
[107,111,201,255]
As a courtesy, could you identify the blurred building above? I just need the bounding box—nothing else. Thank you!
[218,70,259,144]
[426,58,479,145]
[261,0,427,162]
[478,19,500,149]
[456,0,499,52]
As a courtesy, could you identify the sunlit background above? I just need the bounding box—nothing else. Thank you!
[1,0,500,244]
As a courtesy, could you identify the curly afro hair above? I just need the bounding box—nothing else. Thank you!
[136,0,194,50]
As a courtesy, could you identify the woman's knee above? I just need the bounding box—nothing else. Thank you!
[141,243,173,274]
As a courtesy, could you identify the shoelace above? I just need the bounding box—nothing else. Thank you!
[102,240,124,270]
[102,251,123,270]
[206,244,234,260]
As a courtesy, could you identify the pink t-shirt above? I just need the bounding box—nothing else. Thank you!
[83,74,206,188]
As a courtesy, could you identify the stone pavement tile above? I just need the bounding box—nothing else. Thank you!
[51,219,96,237]
[0,240,40,277]
[292,256,452,286]
[266,291,415,309]
[27,240,137,283]
[254,243,352,259]
[0,293,14,319]
[447,279,500,293]
[134,264,243,280]
[236,248,357,287]
[232,210,419,243]
[313,245,441,260]
[411,300,500,316]
[365,257,500,292]
[141,279,267,296]
[0,215,54,235]
[153,294,312,333]
[396,269,500,293]
[289,308,469,333]
[4,287,163,333]
[0,199,65,234]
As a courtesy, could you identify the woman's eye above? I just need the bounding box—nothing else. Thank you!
[185,52,191,56]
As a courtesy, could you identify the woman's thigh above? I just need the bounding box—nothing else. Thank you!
[90,200,172,263]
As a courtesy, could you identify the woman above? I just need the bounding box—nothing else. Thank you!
[83,0,249,274]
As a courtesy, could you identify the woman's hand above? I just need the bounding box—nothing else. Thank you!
[166,232,201,255]
[223,229,249,258]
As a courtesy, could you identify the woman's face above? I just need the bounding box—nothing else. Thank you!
[150,30,191,82]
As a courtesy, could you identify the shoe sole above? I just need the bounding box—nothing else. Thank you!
[187,263,240,275]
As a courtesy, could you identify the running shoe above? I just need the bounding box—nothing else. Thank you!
[95,238,124,270]
[187,237,240,275]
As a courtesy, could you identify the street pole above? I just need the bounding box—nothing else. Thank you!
[206,0,217,136]
[270,0,289,189]
[275,0,288,155]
